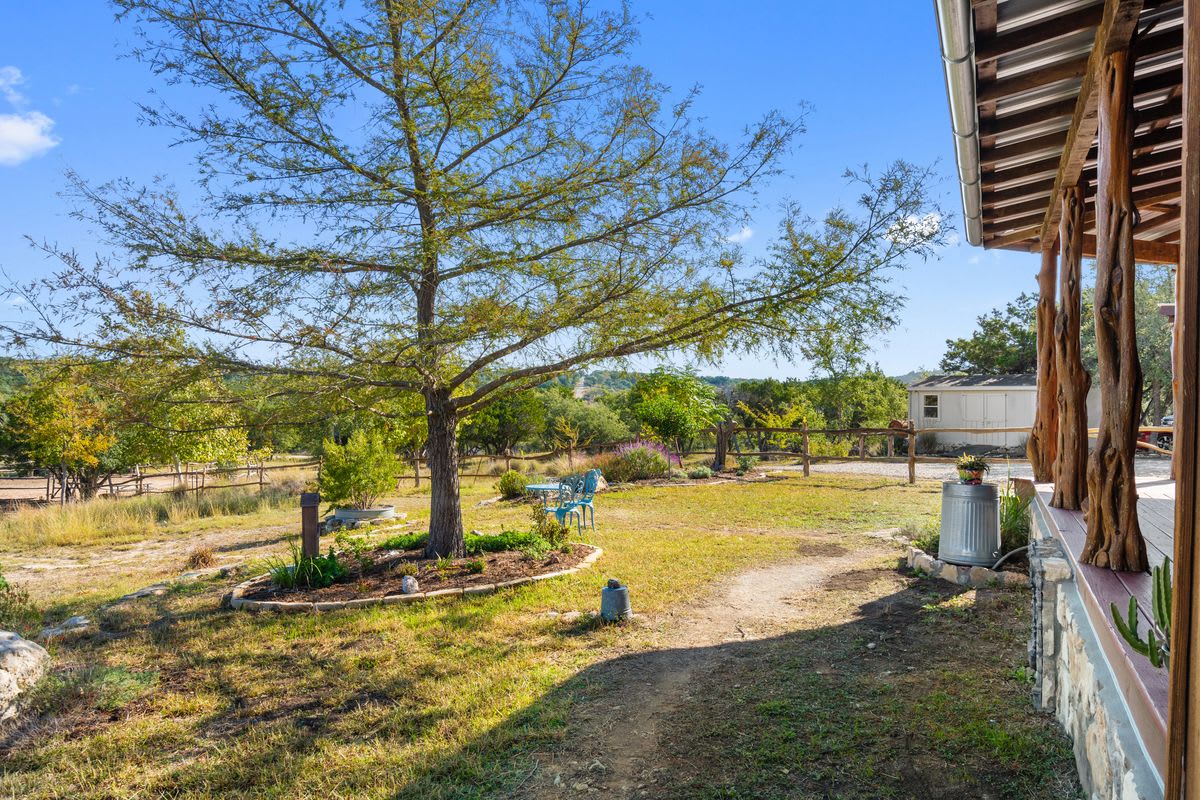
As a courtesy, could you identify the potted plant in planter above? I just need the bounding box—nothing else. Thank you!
[319,430,401,526]
[955,453,989,485]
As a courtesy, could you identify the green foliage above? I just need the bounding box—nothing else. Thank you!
[496,470,527,500]
[539,391,631,448]
[736,455,759,475]
[941,293,1037,375]
[999,484,1032,555]
[687,466,713,480]
[267,542,347,590]
[378,531,431,552]
[465,559,486,575]
[318,430,399,510]
[595,445,670,483]
[460,392,546,455]
[955,454,989,474]
[1112,557,1172,669]
[629,369,727,453]
[530,504,571,547]
[333,530,375,577]
[910,517,941,555]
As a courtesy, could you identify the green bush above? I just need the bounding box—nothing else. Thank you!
[378,530,429,551]
[909,517,941,555]
[735,455,758,475]
[1000,483,1032,554]
[319,429,400,510]
[268,542,347,589]
[597,444,670,483]
[687,466,713,480]
[497,469,527,499]
[465,559,486,575]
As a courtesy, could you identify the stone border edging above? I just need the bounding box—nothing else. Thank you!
[906,546,1029,589]
[229,545,604,613]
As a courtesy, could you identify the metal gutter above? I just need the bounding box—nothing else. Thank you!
[934,0,983,245]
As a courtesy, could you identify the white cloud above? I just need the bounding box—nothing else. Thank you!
[726,226,754,244]
[0,67,59,166]
[944,231,962,247]
[967,254,981,265]
[0,111,59,166]
[0,66,26,106]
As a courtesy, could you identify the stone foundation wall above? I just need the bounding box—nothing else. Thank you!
[1029,504,1162,800]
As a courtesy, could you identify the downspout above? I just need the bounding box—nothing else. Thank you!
[934,0,983,246]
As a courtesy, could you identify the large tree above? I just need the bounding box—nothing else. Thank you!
[7,0,941,556]
[940,293,1038,375]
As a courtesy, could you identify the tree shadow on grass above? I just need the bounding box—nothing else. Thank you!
[3,568,1080,800]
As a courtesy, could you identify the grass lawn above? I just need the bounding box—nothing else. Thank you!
[0,474,1078,799]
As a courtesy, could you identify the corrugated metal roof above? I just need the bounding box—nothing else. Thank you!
[908,374,1037,390]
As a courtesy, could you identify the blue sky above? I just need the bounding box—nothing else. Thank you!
[0,1,1040,380]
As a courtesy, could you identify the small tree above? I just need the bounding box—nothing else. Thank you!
[630,369,727,454]
[318,430,400,511]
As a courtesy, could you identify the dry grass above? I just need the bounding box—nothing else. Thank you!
[0,475,1077,799]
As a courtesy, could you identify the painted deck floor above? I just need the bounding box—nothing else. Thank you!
[1035,477,1174,776]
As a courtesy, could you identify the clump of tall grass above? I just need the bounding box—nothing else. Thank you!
[0,484,299,549]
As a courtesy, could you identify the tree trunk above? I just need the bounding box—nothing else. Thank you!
[1028,243,1059,482]
[424,391,465,558]
[1083,48,1148,572]
[1053,183,1091,510]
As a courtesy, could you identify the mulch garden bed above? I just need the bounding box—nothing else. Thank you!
[242,543,596,603]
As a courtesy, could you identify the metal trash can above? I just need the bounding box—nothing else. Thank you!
[938,481,1001,566]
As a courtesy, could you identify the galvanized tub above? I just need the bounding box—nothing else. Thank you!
[938,482,1001,566]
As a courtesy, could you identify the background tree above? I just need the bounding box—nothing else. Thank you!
[9,0,942,556]
[539,389,631,450]
[459,391,546,457]
[939,293,1037,374]
[629,369,728,454]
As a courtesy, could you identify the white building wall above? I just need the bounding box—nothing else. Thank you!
[909,388,1036,449]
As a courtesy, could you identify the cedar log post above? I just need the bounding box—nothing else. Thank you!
[1029,240,1060,482]
[1082,47,1148,572]
[1052,183,1091,510]
[1166,0,1199,795]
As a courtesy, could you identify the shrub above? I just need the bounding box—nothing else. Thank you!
[530,504,570,547]
[465,559,486,575]
[600,441,670,482]
[735,455,758,475]
[466,530,542,553]
[378,530,429,551]
[184,546,216,570]
[497,469,527,499]
[334,530,375,576]
[999,483,1032,554]
[267,542,347,589]
[319,429,400,510]
[0,566,40,636]
[670,468,687,480]
[392,562,419,577]
[909,517,941,555]
[687,466,713,480]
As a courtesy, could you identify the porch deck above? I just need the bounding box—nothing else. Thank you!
[1034,477,1175,778]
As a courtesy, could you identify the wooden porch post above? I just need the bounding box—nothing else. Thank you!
[1029,240,1060,482]
[1082,46,1148,571]
[1167,1,1200,795]
[1053,183,1091,510]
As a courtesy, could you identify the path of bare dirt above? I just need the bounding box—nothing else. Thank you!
[522,543,889,798]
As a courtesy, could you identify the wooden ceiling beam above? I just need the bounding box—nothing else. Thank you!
[983,141,1180,191]
[1035,0,1147,246]
[985,235,1180,264]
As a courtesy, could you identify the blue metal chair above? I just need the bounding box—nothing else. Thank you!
[574,469,601,533]
[544,482,582,533]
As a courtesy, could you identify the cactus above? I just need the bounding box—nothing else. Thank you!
[1110,557,1172,669]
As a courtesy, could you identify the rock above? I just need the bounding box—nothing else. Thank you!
[38,615,92,641]
[0,631,49,722]
[595,474,609,492]
[560,611,584,622]
[113,584,169,604]
[866,641,877,650]
[401,576,420,594]
[968,567,992,586]
[1040,557,1072,583]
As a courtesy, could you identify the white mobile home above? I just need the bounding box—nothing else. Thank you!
[907,374,1036,449]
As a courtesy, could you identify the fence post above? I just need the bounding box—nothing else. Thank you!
[802,420,811,478]
[258,461,266,491]
[712,421,730,472]
[886,435,894,458]
[413,457,421,488]
[858,433,866,461]
[907,421,917,485]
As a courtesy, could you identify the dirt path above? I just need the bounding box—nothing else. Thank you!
[523,543,888,797]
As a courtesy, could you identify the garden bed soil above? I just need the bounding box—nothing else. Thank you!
[242,543,596,603]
